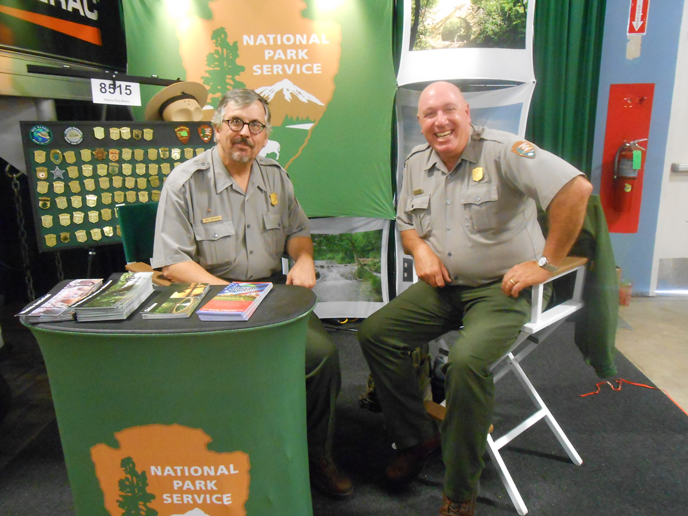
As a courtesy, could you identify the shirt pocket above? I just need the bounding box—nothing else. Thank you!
[193,220,235,268]
[461,185,499,234]
[407,193,432,238]
[263,212,286,259]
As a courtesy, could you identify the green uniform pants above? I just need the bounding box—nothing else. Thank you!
[305,311,341,461]
[359,280,543,502]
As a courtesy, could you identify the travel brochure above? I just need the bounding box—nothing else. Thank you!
[75,272,154,322]
[197,282,273,321]
[19,276,274,323]
[141,283,211,319]
[17,278,104,323]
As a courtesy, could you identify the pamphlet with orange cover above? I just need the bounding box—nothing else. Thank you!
[197,282,273,321]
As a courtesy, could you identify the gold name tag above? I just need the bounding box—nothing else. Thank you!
[202,215,222,224]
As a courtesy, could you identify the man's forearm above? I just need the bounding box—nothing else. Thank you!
[400,228,427,256]
[543,176,593,267]
[286,236,314,263]
[162,261,229,285]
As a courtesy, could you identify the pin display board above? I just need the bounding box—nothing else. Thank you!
[20,121,215,252]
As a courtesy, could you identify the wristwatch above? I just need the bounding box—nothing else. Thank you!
[537,256,558,274]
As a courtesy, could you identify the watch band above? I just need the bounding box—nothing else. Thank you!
[538,256,558,274]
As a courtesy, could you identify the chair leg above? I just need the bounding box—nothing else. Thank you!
[508,356,583,466]
[485,351,583,516]
[486,435,529,516]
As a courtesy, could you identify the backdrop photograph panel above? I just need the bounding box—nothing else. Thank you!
[309,218,390,319]
[397,0,536,85]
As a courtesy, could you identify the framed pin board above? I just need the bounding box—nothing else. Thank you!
[20,121,215,252]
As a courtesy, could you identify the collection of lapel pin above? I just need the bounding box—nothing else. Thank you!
[25,122,215,251]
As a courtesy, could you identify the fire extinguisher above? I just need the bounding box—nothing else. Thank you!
[613,138,647,212]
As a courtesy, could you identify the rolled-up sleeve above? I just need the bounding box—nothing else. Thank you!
[151,176,197,269]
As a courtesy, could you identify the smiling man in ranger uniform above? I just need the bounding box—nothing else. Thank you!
[152,88,352,499]
[357,81,592,515]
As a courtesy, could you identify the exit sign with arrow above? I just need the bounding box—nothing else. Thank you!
[628,0,650,35]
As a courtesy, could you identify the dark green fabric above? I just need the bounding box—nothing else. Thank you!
[118,202,158,263]
[539,195,618,378]
[570,195,619,378]
[526,0,607,175]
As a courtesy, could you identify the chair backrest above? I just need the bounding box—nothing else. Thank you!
[118,202,159,264]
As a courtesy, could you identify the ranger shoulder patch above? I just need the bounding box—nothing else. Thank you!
[511,141,536,159]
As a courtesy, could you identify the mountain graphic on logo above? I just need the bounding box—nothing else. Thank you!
[171,508,212,516]
[256,79,326,126]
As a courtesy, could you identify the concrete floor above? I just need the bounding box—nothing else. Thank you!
[617,296,688,415]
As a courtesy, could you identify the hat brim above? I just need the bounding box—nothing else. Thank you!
[144,81,209,121]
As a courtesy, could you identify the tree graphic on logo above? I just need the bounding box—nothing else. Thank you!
[117,457,158,516]
[202,27,246,103]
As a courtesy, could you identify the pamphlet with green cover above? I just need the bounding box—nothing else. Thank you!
[75,272,154,321]
[197,282,273,321]
[141,283,211,319]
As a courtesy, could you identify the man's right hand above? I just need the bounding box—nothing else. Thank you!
[401,230,452,288]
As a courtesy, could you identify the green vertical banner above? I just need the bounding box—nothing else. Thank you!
[123,0,396,220]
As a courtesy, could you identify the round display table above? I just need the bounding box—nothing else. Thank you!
[24,283,316,516]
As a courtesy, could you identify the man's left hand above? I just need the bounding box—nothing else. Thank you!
[286,257,317,289]
[502,260,553,298]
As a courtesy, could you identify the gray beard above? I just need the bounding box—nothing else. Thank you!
[230,150,252,164]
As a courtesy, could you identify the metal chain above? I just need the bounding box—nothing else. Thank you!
[55,251,64,282]
[6,163,36,300]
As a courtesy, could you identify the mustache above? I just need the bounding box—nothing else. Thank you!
[231,136,255,148]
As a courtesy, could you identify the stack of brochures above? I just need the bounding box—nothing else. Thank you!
[141,283,211,319]
[197,282,273,321]
[75,272,154,322]
[17,278,104,323]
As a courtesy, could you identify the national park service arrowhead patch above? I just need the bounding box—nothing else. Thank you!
[511,141,536,159]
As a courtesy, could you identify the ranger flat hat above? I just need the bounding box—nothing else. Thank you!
[144,81,209,121]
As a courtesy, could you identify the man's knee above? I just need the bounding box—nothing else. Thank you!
[443,344,492,382]
[305,315,339,374]
[357,315,379,347]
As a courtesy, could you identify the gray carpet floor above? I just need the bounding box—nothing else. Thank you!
[0,316,687,516]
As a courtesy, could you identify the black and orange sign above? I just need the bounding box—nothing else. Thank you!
[0,1,126,70]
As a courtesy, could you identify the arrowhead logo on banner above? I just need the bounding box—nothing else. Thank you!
[176,1,341,132]
[91,424,251,516]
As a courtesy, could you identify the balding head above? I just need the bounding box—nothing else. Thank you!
[417,81,471,170]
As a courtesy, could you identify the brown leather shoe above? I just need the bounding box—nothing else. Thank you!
[309,458,353,498]
[439,492,477,516]
[385,433,441,486]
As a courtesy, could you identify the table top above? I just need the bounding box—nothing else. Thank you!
[26,283,317,335]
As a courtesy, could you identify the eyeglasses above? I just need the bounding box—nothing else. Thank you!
[224,118,266,135]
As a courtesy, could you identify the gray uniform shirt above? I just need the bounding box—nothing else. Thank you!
[397,126,584,287]
[152,146,310,281]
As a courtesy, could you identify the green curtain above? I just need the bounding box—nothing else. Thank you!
[526,0,608,176]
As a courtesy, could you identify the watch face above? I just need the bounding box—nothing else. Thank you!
[538,257,547,267]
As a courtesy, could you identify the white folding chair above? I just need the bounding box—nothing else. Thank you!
[424,256,588,515]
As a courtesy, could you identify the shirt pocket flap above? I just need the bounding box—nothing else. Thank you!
[263,213,282,230]
[408,193,430,211]
[460,185,498,206]
[193,220,235,242]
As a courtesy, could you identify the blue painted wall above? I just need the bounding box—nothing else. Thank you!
[591,0,685,295]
